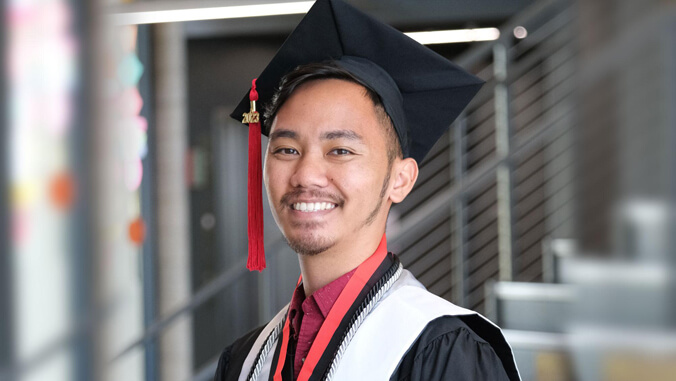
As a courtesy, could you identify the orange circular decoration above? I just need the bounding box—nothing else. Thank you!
[49,172,76,210]
[128,217,146,245]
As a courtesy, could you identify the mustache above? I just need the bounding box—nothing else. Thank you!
[280,189,345,206]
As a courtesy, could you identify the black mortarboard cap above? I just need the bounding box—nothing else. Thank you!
[231,0,484,163]
[232,0,484,271]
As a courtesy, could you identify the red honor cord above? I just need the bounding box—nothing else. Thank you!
[273,235,388,381]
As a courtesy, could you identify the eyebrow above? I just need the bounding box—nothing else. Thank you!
[268,129,364,142]
[320,130,363,141]
[269,129,298,141]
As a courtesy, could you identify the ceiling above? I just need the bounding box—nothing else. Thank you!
[115,0,537,38]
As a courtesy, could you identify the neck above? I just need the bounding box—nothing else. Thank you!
[299,231,386,296]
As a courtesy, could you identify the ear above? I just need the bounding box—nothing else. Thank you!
[389,158,419,204]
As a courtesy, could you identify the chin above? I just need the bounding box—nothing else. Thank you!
[284,231,336,256]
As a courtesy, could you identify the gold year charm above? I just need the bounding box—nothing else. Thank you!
[242,100,260,124]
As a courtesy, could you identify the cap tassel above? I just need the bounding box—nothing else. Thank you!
[245,78,266,271]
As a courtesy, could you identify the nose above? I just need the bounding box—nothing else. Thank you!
[289,153,329,189]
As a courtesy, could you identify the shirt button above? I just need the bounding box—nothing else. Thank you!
[302,357,306,362]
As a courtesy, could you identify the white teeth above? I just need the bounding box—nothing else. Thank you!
[292,202,337,212]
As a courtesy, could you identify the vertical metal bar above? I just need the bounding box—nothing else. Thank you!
[0,0,15,377]
[541,236,555,283]
[664,17,676,325]
[138,23,158,381]
[452,115,468,306]
[484,279,498,322]
[494,42,517,282]
[70,0,94,379]
[91,1,110,377]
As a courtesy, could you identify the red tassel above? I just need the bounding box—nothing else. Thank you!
[247,79,266,271]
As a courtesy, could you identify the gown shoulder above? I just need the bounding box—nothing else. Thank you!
[214,325,266,381]
[390,315,514,381]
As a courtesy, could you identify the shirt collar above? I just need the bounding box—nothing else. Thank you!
[311,268,357,317]
[288,234,387,332]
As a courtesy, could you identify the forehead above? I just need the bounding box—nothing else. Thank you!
[270,79,384,139]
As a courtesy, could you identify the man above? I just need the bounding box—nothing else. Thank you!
[216,1,521,380]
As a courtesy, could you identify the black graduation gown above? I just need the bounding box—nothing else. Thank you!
[214,255,519,381]
[215,315,514,381]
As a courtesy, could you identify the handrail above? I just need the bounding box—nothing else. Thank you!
[108,236,290,364]
[390,101,571,248]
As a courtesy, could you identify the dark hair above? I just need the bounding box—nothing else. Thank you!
[263,61,403,164]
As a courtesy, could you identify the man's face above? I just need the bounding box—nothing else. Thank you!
[264,79,392,256]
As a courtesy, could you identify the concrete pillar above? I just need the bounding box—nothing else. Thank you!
[154,22,193,381]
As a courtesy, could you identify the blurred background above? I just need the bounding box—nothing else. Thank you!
[2,0,676,380]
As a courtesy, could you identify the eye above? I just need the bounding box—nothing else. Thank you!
[329,148,353,156]
[273,147,299,155]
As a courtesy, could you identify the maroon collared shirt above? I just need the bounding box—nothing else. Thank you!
[288,268,357,379]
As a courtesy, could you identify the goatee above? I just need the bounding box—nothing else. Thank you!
[286,233,335,256]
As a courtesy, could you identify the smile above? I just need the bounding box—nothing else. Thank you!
[291,202,337,212]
